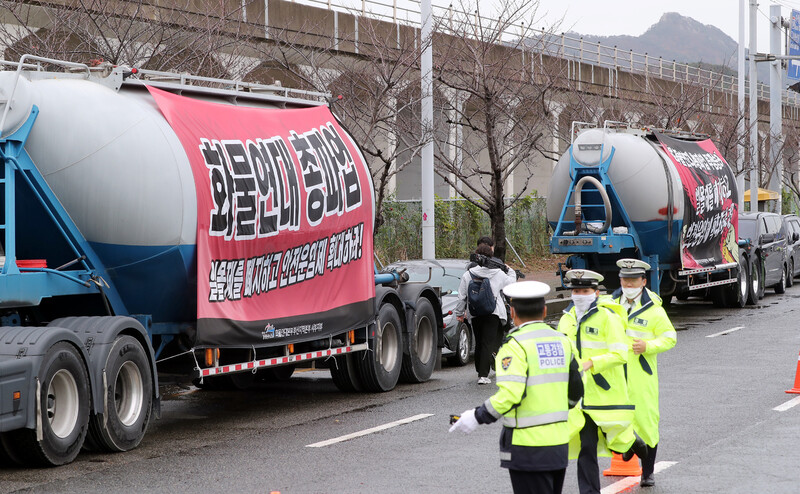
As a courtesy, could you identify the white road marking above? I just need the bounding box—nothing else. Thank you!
[706,326,744,338]
[306,413,434,448]
[773,395,800,412]
[600,461,678,494]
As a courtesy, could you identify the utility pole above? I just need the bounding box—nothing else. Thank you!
[769,4,783,214]
[738,0,746,213]
[421,0,435,259]
[750,0,759,213]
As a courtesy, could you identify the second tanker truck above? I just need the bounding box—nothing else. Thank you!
[0,56,442,467]
[547,121,758,308]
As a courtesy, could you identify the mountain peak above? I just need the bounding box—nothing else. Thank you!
[580,13,737,67]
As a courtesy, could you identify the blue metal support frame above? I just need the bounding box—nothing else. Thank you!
[0,107,129,314]
[550,145,641,256]
[549,135,669,292]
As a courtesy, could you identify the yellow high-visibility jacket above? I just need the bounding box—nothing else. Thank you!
[610,287,677,447]
[558,297,635,456]
[475,321,583,471]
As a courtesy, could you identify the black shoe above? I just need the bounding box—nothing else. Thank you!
[621,448,635,462]
[640,474,655,487]
[622,436,648,462]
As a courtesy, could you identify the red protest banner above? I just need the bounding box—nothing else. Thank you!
[148,87,375,346]
[655,132,738,270]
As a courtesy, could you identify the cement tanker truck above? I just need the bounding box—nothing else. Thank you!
[0,56,442,466]
[547,121,755,307]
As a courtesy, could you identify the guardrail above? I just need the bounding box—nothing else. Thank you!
[287,0,799,107]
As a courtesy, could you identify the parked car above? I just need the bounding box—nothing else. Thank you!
[383,259,473,366]
[739,212,789,298]
[783,214,800,285]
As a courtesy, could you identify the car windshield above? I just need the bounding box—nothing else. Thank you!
[389,263,466,294]
[739,219,757,240]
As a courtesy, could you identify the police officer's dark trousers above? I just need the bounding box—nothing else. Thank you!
[642,443,658,478]
[509,468,566,494]
[471,314,502,378]
[577,412,601,494]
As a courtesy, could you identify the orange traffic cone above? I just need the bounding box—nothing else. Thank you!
[787,350,800,394]
[603,453,642,477]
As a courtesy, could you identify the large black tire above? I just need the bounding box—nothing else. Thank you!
[723,256,749,308]
[400,297,438,383]
[774,264,788,294]
[0,433,15,465]
[87,336,153,452]
[747,258,762,305]
[329,354,363,392]
[1,342,90,466]
[357,303,403,392]
[788,260,795,287]
[447,322,472,367]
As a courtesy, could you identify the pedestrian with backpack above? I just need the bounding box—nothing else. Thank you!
[455,244,516,384]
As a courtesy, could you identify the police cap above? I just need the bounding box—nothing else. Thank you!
[564,269,604,289]
[616,258,651,278]
[502,281,551,301]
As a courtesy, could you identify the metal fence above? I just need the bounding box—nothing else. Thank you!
[285,0,799,107]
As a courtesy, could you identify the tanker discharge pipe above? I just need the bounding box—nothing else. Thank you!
[562,175,612,236]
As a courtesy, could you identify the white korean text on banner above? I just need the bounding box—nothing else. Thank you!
[655,132,738,269]
[148,87,376,346]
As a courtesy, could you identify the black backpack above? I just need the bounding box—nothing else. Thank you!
[467,272,496,316]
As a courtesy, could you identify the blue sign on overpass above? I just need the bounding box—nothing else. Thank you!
[789,10,800,80]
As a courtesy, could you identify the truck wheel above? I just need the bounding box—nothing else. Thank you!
[357,303,403,392]
[0,434,16,465]
[330,354,363,392]
[747,259,761,305]
[446,323,472,367]
[1,342,90,466]
[774,265,787,294]
[725,256,749,308]
[88,336,153,452]
[400,297,438,383]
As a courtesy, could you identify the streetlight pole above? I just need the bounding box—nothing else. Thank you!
[421,0,435,259]
[749,0,759,213]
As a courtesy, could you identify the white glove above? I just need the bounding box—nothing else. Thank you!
[448,408,479,434]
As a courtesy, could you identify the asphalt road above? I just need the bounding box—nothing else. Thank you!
[2,288,800,493]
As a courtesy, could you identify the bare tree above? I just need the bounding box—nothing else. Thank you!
[428,0,560,260]
[253,14,428,232]
[0,0,259,78]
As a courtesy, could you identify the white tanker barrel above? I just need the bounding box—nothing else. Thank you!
[0,72,208,323]
[546,129,686,264]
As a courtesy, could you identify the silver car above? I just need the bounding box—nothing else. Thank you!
[384,259,473,366]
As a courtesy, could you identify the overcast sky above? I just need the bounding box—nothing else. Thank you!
[530,0,796,51]
[327,0,800,53]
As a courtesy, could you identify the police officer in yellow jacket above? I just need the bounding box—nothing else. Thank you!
[557,269,647,494]
[449,281,583,494]
[610,259,677,487]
